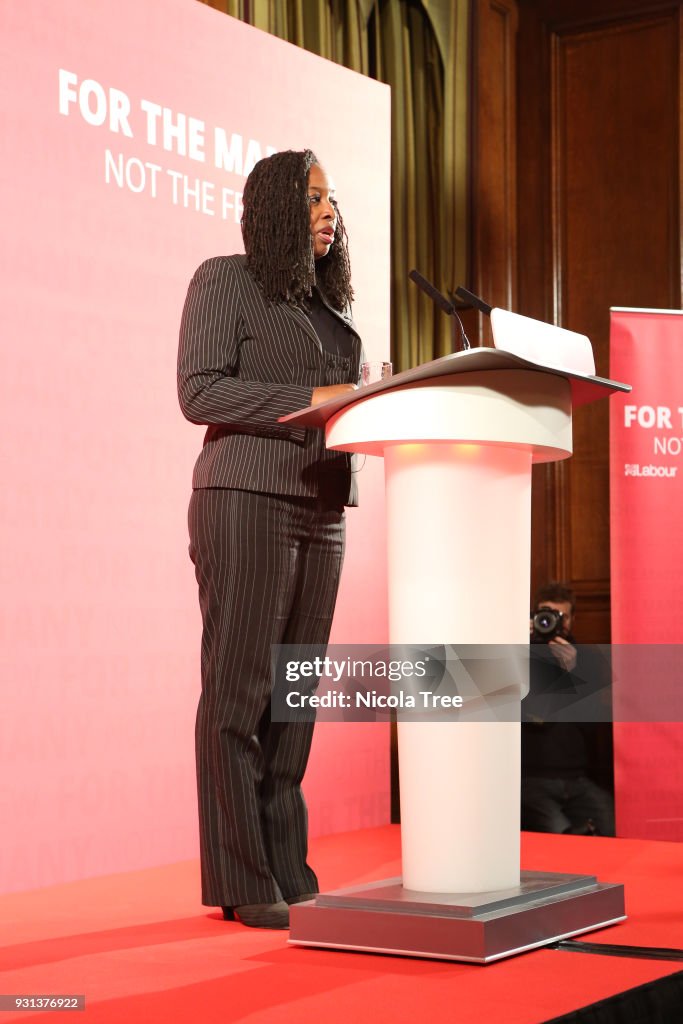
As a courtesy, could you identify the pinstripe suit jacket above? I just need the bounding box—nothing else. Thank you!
[178,255,363,505]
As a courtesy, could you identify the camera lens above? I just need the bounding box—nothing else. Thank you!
[533,610,559,634]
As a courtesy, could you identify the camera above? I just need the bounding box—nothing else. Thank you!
[530,607,566,643]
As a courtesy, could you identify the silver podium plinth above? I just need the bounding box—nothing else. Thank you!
[290,872,625,964]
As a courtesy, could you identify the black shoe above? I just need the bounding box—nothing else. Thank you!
[224,901,290,929]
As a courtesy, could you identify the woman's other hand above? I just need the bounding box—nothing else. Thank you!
[311,383,358,406]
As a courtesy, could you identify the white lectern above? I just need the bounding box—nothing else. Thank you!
[281,316,630,963]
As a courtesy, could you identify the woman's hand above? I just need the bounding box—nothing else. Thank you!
[311,383,358,406]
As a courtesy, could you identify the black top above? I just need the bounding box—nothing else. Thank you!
[305,287,354,359]
[300,286,356,509]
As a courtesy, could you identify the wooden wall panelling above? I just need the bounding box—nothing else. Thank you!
[518,0,682,639]
[472,0,519,343]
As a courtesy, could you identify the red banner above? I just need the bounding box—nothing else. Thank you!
[0,0,391,893]
[610,308,683,840]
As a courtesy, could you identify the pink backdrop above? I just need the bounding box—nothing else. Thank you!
[0,0,391,893]
[609,308,683,841]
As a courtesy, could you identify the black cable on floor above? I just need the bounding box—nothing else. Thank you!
[549,938,683,961]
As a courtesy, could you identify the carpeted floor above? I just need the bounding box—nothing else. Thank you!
[1,827,681,1023]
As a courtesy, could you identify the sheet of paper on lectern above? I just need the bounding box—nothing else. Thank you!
[490,308,596,376]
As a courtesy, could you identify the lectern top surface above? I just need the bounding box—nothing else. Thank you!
[279,347,631,429]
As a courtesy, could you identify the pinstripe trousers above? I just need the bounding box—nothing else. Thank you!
[188,487,346,907]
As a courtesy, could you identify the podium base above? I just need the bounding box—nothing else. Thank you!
[288,872,625,964]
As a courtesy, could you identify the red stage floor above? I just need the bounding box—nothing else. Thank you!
[1,827,681,1023]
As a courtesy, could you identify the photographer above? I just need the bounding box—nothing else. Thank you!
[522,583,615,836]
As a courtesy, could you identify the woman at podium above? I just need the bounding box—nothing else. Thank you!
[178,149,361,929]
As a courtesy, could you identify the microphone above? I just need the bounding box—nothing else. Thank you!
[408,269,471,351]
[408,269,455,315]
[451,285,493,318]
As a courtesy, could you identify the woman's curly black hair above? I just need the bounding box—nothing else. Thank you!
[241,149,353,312]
